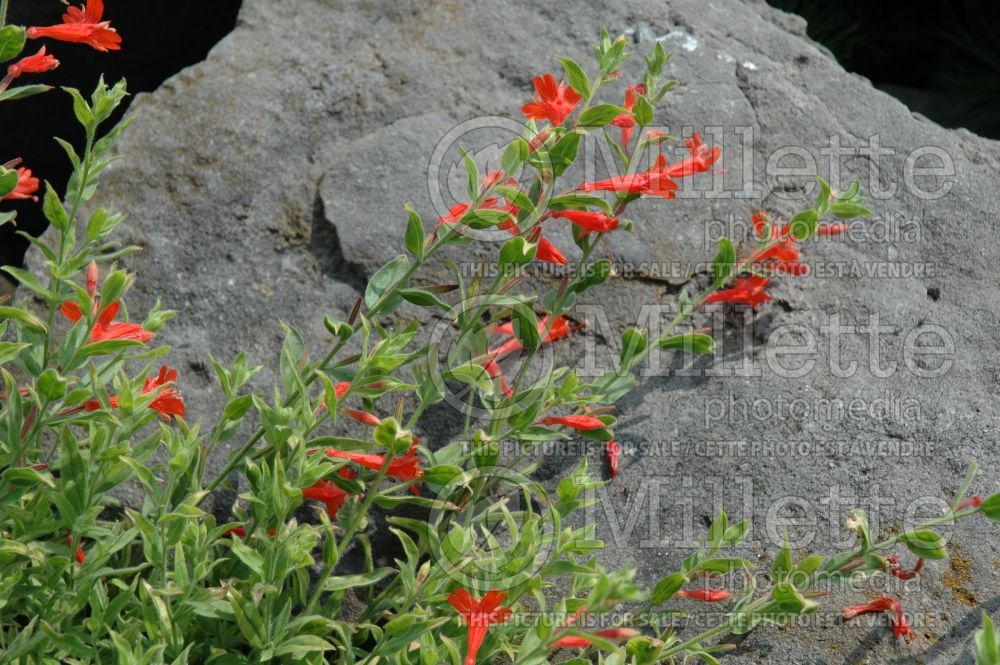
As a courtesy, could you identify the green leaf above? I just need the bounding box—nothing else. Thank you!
[1,266,47,298]
[578,104,628,127]
[723,520,751,546]
[814,176,832,214]
[698,558,750,574]
[900,529,948,560]
[273,635,336,658]
[364,254,410,312]
[975,612,1000,665]
[650,572,686,605]
[446,364,493,394]
[549,130,583,177]
[981,493,1000,521]
[37,368,67,400]
[324,567,393,592]
[0,306,47,333]
[771,536,793,583]
[404,204,424,258]
[787,209,819,241]
[0,26,25,63]
[511,304,540,353]
[0,84,51,103]
[619,327,648,371]
[548,193,614,215]
[558,56,591,100]
[0,341,29,365]
[712,238,736,286]
[0,168,18,199]
[459,147,479,200]
[829,202,871,219]
[633,94,653,126]
[659,332,714,355]
[501,138,528,176]
[43,183,69,231]
[399,288,448,309]
[498,236,536,269]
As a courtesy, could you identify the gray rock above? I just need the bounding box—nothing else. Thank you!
[25,0,1000,661]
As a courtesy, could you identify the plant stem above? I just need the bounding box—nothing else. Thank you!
[0,0,9,28]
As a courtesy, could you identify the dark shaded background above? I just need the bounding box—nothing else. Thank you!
[2,0,999,272]
[767,0,1000,138]
[0,0,242,271]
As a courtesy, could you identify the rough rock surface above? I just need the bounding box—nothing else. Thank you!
[27,0,1000,662]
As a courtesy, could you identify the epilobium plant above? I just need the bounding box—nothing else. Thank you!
[2,3,999,663]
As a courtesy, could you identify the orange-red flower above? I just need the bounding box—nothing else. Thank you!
[141,365,186,420]
[325,444,423,483]
[521,73,581,127]
[675,589,731,602]
[885,555,924,581]
[437,197,518,226]
[27,0,121,52]
[550,627,639,649]
[662,132,721,178]
[704,275,771,308]
[6,47,60,80]
[957,495,984,511]
[343,408,381,427]
[550,209,619,234]
[302,467,358,518]
[67,535,86,565]
[841,596,913,642]
[60,299,155,344]
[539,415,606,431]
[3,166,40,202]
[612,83,645,148]
[489,314,583,359]
[606,440,620,479]
[448,588,512,665]
[580,154,679,200]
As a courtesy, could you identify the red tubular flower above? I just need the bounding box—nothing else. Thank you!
[527,129,551,153]
[27,0,121,52]
[343,408,381,427]
[550,209,619,234]
[69,300,155,343]
[704,276,772,308]
[675,589,731,602]
[302,467,358,518]
[612,83,646,148]
[886,555,924,581]
[550,627,639,649]
[325,444,424,483]
[3,167,40,202]
[606,440,620,479]
[536,236,567,265]
[662,132,721,178]
[752,211,773,239]
[222,527,248,538]
[539,415,606,431]
[484,357,514,398]
[437,197,517,226]
[956,496,983,511]
[448,588,512,665]
[580,154,678,200]
[67,535,86,565]
[521,73,581,127]
[82,396,120,412]
[141,365,186,420]
[6,47,60,80]
[841,596,913,642]
[490,314,584,359]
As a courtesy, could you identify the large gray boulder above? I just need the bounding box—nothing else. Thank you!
[28,0,1000,661]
